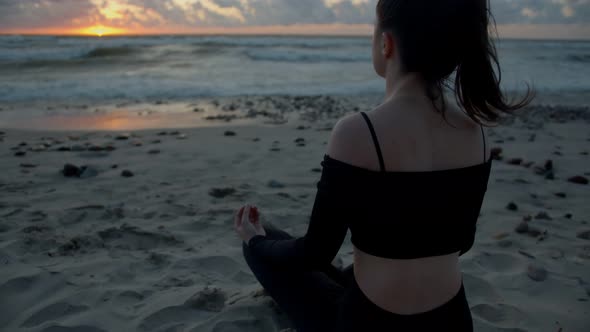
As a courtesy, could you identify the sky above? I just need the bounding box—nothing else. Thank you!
[0,0,588,39]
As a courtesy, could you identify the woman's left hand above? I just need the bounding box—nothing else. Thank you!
[234,204,266,244]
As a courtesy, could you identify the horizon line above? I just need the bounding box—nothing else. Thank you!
[0,32,589,42]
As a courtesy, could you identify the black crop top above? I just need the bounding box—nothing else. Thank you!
[248,112,493,269]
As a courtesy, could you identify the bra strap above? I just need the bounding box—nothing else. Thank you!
[360,112,386,172]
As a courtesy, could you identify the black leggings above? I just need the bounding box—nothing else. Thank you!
[242,226,473,332]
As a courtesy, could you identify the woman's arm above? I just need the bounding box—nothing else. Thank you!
[246,117,358,270]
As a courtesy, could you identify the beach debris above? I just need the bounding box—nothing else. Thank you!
[564,213,573,219]
[71,145,86,152]
[115,133,131,140]
[568,176,589,185]
[518,250,536,259]
[56,146,71,151]
[169,131,180,136]
[20,163,38,168]
[267,180,285,189]
[88,144,105,152]
[535,211,552,220]
[148,149,161,155]
[184,287,227,312]
[544,160,554,171]
[515,221,529,234]
[507,158,523,165]
[527,264,548,282]
[157,131,168,136]
[209,187,236,198]
[490,147,503,160]
[554,192,567,198]
[294,138,305,144]
[151,139,161,144]
[526,226,542,237]
[111,164,119,169]
[506,202,518,211]
[577,230,590,240]
[177,134,188,140]
[224,131,237,137]
[193,107,204,112]
[131,140,143,147]
[14,151,26,157]
[121,170,134,178]
[206,115,238,122]
[80,166,99,179]
[62,164,81,177]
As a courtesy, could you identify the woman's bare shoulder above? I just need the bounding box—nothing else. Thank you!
[326,112,379,170]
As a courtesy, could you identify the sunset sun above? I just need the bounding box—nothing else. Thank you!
[79,25,126,37]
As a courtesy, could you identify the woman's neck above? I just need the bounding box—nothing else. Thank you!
[384,71,429,103]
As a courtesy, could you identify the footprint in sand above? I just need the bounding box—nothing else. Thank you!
[471,303,529,328]
[210,318,276,332]
[21,302,89,327]
[471,251,524,273]
[40,325,107,332]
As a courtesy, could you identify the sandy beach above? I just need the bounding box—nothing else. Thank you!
[1,96,589,332]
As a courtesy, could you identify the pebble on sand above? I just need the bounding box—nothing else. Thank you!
[490,147,503,160]
[506,202,519,211]
[568,176,589,185]
[577,230,590,240]
[507,158,523,166]
[184,287,227,312]
[79,166,99,179]
[121,170,134,178]
[527,264,548,282]
[535,212,552,220]
[544,160,554,171]
[115,133,131,140]
[267,180,285,189]
[62,164,81,177]
[515,222,529,234]
[209,187,236,198]
[20,163,38,168]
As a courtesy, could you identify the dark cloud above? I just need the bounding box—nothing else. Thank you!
[0,0,588,31]
[0,0,98,29]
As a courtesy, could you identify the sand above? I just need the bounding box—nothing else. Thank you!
[0,96,589,332]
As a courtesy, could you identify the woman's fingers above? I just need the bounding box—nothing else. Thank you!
[242,205,251,225]
[234,206,245,229]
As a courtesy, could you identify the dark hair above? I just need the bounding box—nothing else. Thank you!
[376,0,533,124]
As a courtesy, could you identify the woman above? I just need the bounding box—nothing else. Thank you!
[234,1,532,331]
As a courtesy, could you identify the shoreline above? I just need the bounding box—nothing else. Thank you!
[0,93,588,132]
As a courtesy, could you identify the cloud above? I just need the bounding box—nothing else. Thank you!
[0,0,588,32]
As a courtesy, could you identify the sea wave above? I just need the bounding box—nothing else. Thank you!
[567,54,590,63]
[245,49,370,63]
[82,46,139,58]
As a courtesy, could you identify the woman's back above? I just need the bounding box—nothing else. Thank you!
[328,85,489,315]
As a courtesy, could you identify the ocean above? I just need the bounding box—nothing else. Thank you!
[0,35,589,104]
